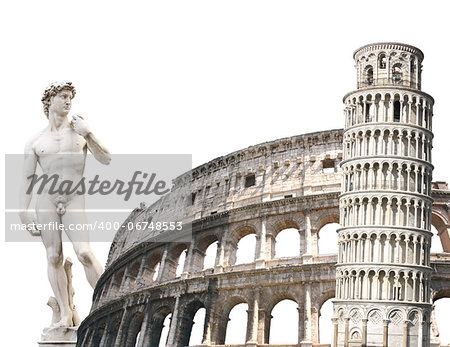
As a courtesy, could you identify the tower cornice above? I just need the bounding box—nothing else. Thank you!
[353,42,424,61]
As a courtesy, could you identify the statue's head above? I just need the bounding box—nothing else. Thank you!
[41,81,76,118]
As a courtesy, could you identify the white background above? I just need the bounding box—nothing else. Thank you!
[1,1,449,346]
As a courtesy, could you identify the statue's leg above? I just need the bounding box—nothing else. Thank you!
[37,197,73,327]
[62,195,103,289]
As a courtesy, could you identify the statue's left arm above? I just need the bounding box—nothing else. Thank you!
[71,114,111,165]
[84,132,111,165]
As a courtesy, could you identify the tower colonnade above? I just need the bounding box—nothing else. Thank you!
[333,42,435,347]
[343,126,433,162]
[344,90,433,130]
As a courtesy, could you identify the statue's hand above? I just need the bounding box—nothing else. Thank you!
[19,210,41,236]
[70,114,91,137]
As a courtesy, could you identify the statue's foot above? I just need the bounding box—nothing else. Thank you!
[52,313,74,328]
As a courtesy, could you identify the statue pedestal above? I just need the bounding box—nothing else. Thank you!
[38,326,77,347]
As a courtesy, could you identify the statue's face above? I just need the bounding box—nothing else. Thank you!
[49,89,73,116]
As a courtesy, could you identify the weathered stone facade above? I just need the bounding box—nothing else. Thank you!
[76,44,450,347]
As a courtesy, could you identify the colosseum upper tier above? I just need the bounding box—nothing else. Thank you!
[77,129,450,347]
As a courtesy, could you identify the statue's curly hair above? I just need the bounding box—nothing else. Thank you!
[41,81,76,118]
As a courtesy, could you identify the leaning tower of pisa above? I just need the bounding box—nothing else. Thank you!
[333,43,435,347]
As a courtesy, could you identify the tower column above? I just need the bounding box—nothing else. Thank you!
[362,318,368,347]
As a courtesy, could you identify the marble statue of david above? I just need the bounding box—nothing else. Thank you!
[19,81,111,328]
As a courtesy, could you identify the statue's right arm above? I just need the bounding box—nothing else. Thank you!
[19,139,39,233]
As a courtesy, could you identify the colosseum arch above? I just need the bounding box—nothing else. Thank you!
[120,309,145,347]
[141,251,163,285]
[225,302,249,343]
[235,233,257,265]
[265,290,299,314]
[145,305,173,347]
[271,219,301,258]
[269,218,301,237]
[121,259,141,291]
[109,267,125,296]
[216,295,249,344]
[267,294,299,345]
[227,224,258,266]
[314,289,336,344]
[315,210,340,256]
[88,314,121,347]
[431,208,450,252]
[177,299,207,346]
[87,318,107,347]
[191,233,220,272]
[165,242,190,279]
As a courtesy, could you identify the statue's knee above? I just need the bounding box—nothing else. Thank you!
[77,250,93,265]
[47,252,63,267]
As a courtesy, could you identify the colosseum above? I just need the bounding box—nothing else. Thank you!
[76,43,450,347]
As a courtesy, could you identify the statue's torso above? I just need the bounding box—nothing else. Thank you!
[32,127,87,198]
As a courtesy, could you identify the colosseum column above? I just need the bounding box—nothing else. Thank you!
[246,289,260,345]
[244,287,270,344]
[113,307,130,347]
[156,244,169,282]
[188,245,206,273]
[302,211,313,264]
[214,239,226,271]
[166,295,181,346]
[202,309,214,345]
[260,307,271,344]
[98,320,110,347]
[254,216,266,267]
[135,303,153,347]
[312,305,321,344]
[297,305,305,342]
[265,233,276,260]
[182,244,194,274]
[217,230,228,270]
[78,326,94,347]
[312,228,319,257]
[301,283,313,346]
[119,267,131,294]
[334,43,434,347]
